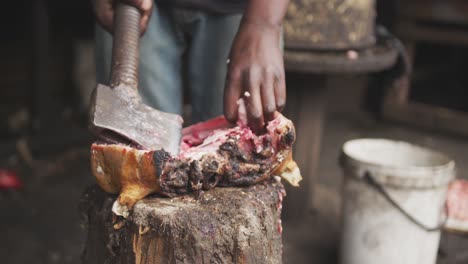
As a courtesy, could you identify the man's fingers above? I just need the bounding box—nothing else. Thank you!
[122,0,153,34]
[101,14,114,33]
[274,70,286,112]
[224,69,242,123]
[92,0,115,33]
[137,0,153,34]
[261,69,277,122]
[93,0,152,34]
[124,0,149,8]
[139,13,152,34]
[244,68,264,134]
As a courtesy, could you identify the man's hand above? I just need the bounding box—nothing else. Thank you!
[92,0,153,34]
[223,0,289,134]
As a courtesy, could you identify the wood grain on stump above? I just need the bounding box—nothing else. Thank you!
[81,180,285,264]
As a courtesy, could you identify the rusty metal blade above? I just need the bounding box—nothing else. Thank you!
[89,84,182,155]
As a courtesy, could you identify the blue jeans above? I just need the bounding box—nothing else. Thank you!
[95,5,242,123]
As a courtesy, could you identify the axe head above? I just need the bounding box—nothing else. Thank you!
[89,84,182,155]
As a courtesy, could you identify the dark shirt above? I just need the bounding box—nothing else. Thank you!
[156,0,247,14]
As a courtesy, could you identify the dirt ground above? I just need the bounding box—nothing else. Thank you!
[0,76,467,263]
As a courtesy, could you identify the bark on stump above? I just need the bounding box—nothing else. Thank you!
[81,180,285,264]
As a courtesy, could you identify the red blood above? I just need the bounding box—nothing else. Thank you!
[277,219,283,234]
[0,170,23,189]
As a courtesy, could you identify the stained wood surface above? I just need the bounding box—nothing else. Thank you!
[81,181,285,264]
[282,73,326,221]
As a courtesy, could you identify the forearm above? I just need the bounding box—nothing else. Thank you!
[242,0,290,29]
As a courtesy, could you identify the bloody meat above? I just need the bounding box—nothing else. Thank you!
[90,112,301,216]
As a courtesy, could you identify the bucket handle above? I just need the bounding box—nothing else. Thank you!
[364,172,448,232]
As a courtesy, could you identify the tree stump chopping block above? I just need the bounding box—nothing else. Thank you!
[81,180,285,264]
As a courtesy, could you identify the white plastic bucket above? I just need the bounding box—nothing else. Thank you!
[339,139,455,264]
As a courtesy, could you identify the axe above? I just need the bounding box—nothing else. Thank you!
[89,3,182,155]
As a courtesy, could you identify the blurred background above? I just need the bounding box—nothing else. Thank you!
[1,0,468,263]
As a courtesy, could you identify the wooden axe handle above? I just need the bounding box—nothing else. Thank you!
[109,3,140,89]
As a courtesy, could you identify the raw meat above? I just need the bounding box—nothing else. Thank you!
[90,112,301,216]
[445,179,468,233]
[447,179,468,221]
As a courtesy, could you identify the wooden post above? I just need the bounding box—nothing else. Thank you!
[81,181,285,264]
[282,73,326,221]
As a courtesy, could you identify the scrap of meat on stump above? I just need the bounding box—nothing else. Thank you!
[90,112,301,216]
